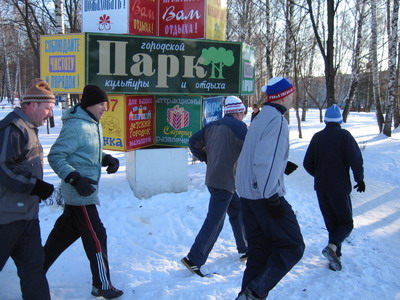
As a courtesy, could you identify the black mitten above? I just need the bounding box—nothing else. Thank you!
[102,154,120,174]
[353,180,366,193]
[265,194,285,218]
[31,179,54,200]
[65,172,97,196]
[284,161,298,175]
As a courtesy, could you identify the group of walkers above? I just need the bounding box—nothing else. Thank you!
[0,77,365,300]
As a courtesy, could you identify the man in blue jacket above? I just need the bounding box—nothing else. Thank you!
[235,77,304,300]
[44,85,123,299]
[181,96,248,277]
[303,104,365,271]
[0,79,55,300]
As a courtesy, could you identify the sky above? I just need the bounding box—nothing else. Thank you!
[0,104,399,300]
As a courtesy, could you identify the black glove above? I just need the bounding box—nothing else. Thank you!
[354,180,366,193]
[284,161,298,175]
[30,179,54,200]
[265,194,285,218]
[65,172,97,197]
[102,154,119,174]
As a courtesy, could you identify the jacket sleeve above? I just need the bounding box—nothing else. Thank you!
[253,116,287,198]
[0,125,37,192]
[48,123,80,180]
[189,128,207,162]
[303,136,316,177]
[345,131,364,182]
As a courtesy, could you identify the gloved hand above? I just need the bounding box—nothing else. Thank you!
[284,161,298,175]
[30,179,54,200]
[65,172,97,196]
[354,180,366,193]
[102,154,119,174]
[265,194,285,218]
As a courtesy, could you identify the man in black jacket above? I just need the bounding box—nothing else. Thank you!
[303,104,365,271]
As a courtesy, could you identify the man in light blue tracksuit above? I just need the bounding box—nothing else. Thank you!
[235,77,305,299]
[181,96,248,277]
[44,85,123,299]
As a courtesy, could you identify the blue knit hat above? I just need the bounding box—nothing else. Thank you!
[324,104,343,124]
[261,77,294,102]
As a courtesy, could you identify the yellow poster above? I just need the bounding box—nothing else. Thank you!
[206,0,227,41]
[40,33,85,94]
[101,95,127,151]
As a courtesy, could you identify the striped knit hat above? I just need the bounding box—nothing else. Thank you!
[261,77,294,103]
[21,79,55,104]
[224,96,245,114]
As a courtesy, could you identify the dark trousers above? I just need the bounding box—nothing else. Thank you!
[316,191,353,257]
[44,204,112,290]
[0,219,50,300]
[188,187,248,267]
[241,197,304,297]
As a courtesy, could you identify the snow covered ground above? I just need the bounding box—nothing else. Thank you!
[1,105,399,300]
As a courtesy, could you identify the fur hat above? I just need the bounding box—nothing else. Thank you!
[80,85,109,108]
[224,96,245,114]
[21,79,55,104]
[261,77,294,103]
[324,104,343,124]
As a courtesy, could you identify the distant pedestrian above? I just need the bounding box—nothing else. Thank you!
[250,103,260,122]
[235,77,305,299]
[0,79,55,300]
[181,96,248,277]
[44,85,123,299]
[303,104,365,271]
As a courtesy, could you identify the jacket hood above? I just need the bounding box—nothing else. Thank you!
[62,104,97,124]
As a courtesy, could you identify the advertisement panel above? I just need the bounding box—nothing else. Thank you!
[241,43,256,95]
[87,33,242,95]
[202,96,223,126]
[155,96,202,147]
[102,95,127,151]
[40,34,86,93]
[159,0,205,39]
[126,95,155,150]
[82,0,128,33]
[129,0,158,35]
[205,0,227,40]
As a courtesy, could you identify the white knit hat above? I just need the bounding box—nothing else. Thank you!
[224,96,245,114]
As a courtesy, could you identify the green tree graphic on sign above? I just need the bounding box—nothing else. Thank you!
[200,47,235,79]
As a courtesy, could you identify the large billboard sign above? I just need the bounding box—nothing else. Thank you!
[86,33,242,95]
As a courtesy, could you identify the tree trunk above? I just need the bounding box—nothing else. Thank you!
[265,0,273,79]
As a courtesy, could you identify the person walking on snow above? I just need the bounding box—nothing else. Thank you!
[181,96,248,277]
[0,79,55,300]
[303,104,365,271]
[235,77,305,300]
[44,85,123,299]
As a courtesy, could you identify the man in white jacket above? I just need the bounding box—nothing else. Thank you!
[235,77,304,300]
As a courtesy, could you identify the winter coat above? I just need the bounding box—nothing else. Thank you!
[0,108,42,224]
[48,105,106,206]
[189,114,247,193]
[303,122,364,193]
[236,103,289,200]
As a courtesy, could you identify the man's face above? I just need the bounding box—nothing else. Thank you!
[282,93,294,110]
[86,102,108,121]
[233,111,246,121]
[29,102,55,127]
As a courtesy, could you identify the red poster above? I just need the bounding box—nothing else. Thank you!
[159,0,205,39]
[129,0,158,36]
[126,95,155,150]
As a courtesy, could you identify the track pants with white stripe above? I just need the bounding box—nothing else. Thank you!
[44,204,112,290]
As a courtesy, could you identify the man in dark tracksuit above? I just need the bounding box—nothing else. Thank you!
[235,77,304,300]
[303,104,365,271]
[0,79,55,300]
[181,96,248,277]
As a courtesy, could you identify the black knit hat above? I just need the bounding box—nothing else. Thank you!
[80,85,108,108]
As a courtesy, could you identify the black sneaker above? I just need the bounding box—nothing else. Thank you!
[322,246,342,271]
[91,286,123,299]
[239,253,248,262]
[235,287,267,300]
[181,256,205,277]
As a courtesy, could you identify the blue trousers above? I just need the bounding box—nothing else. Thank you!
[188,187,248,267]
[316,191,353,257]
[0,219,50,300]
[241,197,304,297]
